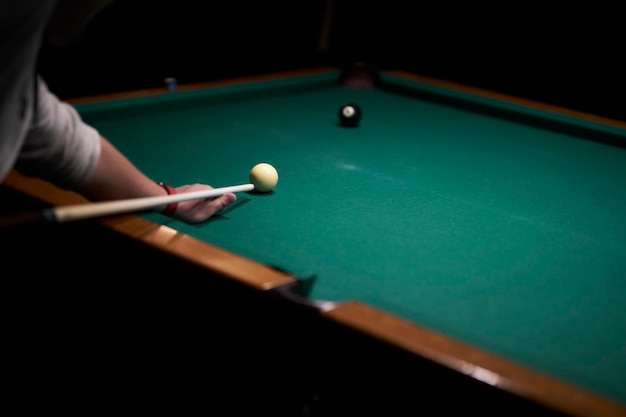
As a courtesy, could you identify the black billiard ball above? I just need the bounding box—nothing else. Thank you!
[339,103,361,127]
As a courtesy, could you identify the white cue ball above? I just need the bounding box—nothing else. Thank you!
[249,163,278,192]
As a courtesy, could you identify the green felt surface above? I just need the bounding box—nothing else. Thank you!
[77,70,626,405]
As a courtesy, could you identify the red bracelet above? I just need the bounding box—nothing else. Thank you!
[158,182,178,216]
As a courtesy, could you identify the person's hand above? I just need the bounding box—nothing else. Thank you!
[170,183,237,224]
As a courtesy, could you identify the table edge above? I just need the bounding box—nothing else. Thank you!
[3,170,296,292]
[65,66,339,105]
[325,301,626,417]
[385,69,626,130]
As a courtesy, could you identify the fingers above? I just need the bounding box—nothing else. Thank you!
[174,191,237,224]
[219,192,237,209]
[211,192,237,215]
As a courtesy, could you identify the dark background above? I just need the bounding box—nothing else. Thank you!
[38,0,625,121]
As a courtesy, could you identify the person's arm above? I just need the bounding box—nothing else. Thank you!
[76,136,237,223]
[2,1,234,224]
[17,78,235,224]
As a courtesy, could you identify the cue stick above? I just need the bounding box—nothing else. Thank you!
[318,0,335,52]
[0,183,254,227]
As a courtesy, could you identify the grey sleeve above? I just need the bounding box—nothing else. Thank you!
[15,77,102,189]
[0,0,54,182]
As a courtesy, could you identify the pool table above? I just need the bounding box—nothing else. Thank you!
[3,66,626,416]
